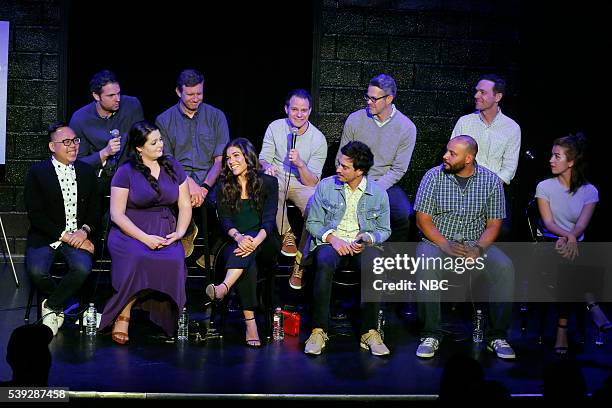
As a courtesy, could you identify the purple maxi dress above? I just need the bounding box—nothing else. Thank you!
[100,159,187,336]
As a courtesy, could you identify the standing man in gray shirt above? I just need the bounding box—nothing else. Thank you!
[259,89,328,289]
[156,69,230,259]
[336,73,416,243]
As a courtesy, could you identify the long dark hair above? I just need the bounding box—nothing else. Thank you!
[128,121,177,195]
[219,138,264,214]
[553,132,588,194]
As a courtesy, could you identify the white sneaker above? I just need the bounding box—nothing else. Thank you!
[42,299,65,328]
[41,299,59,336]
[416,337,440,358]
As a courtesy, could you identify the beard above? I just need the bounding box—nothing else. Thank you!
[443,161,466,174]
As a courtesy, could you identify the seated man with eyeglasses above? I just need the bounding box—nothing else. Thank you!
[336,73,417,244]
[24,122,100,336]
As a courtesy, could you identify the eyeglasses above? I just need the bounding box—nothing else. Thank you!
[363,93,389,103]
[52,137,81,146]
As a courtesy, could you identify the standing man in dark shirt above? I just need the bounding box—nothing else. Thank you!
[69,70,144,192]
[156,68,230,258]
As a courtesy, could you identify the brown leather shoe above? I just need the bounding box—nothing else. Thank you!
[181,224,198,258]
[289,262,304,289]
[281,231,297,257]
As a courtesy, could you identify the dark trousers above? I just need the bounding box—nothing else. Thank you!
[222,232,280,311]
[416,241,514,342]
[26,244,92,311]
[311,245,380,333]
[387,185,412,243]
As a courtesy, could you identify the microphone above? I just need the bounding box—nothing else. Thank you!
[290,127,298,150]
[107,129,121,169]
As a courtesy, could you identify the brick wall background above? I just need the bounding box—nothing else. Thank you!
[1,0,523,256]
[311,0,521,199]
[0,0,65,257]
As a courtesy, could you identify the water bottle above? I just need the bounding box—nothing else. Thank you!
[273,307,284,341]
[376,309,386,341]
[472,309,484,343]
[86,303,97,337]
[177,307,189,341]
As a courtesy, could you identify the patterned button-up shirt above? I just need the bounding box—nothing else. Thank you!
[50,156,78,248]
[414,163,505,243]
[451,109,521,185]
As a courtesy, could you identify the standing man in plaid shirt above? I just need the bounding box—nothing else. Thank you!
[413,135,516,360]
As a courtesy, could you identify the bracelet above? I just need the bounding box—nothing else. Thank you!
[202,182,212,191]
[81,225,91,235]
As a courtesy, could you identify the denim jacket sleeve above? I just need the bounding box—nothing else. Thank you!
[368,186,391,244]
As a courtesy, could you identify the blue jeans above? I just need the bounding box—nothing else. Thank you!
[387,186,412,243]
[26,244,92,311]
[415,241,514,342]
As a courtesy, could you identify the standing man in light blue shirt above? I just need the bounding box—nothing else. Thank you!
[451,74,521,185]
[451,74,521,239]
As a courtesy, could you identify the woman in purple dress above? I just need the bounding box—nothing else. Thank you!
[100,121,191,344]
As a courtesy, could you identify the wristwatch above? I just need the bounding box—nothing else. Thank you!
[475,244,485,257]
[81,224,91,235]
[232,231,241,240]
[202,182,212,191]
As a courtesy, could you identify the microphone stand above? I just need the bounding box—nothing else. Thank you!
[279,127,299,239]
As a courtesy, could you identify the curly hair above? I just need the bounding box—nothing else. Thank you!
[341,141,374,175]
[128,121,177,195]
[218,138,264,214]
[553,132,588,194]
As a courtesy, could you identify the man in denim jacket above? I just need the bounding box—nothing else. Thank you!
[304,141,391,356]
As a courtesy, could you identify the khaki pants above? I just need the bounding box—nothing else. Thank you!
[275,171,316,264]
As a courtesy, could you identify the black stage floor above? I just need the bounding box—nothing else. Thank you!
[1,261,611,405]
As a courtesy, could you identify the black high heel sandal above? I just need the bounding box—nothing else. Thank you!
[587,303,612,332]
[244,317,261,348]
[205,282,229,305]
[554,323,569,355]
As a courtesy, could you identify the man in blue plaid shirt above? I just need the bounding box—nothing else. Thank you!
[413,135,515,360]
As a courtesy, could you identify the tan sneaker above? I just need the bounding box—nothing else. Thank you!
[360,329,390,356]
[304,328,328,355]
[181,224,198,258]
[289,262,304,289]
[281,231,297,257]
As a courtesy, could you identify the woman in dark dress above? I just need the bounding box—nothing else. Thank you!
[206,138,280,347]
[100,121,191,344]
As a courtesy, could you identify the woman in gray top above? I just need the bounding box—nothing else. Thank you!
[536,133,610,354]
